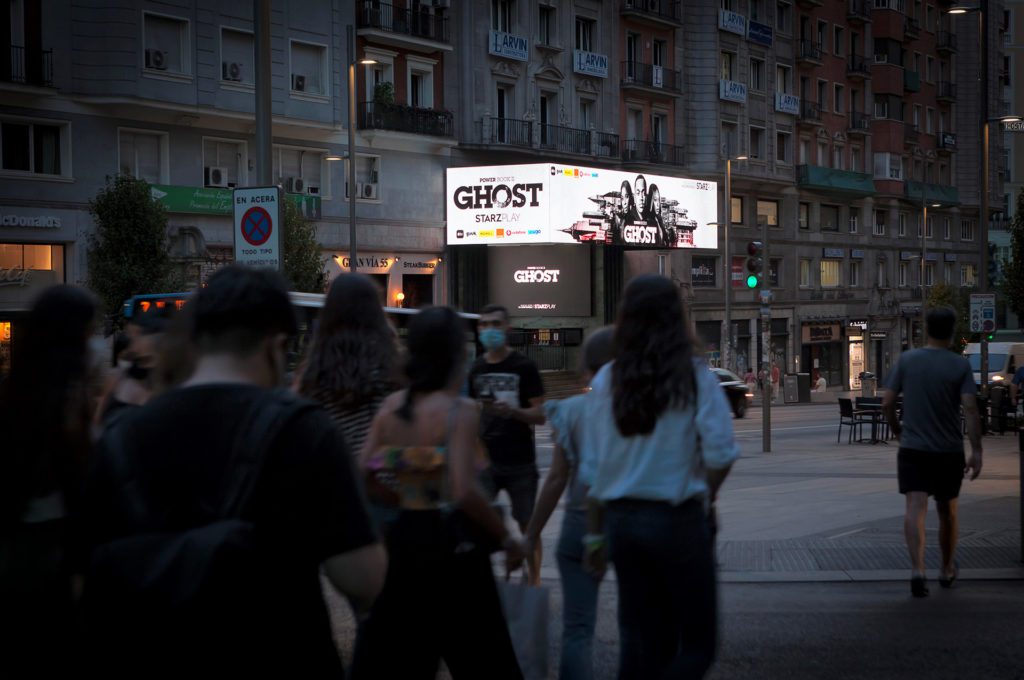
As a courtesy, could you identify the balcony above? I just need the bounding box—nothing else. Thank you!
[937,81,957,102]
[540,124,591,155]
[489,117,533,147]
[904,17,920,40]
[621,138,684,165]
[4,46,53,87]
[620,61,682,94]
[797,165,876,196]
[847,0,872,22]
[937,30,957,53]
[797,39,823,65]
[358,102,453,137]
[904,69,921,92]
[800,100,823,125]
[904,122,920,145]
[848,111,872,135]
[621,0,682,27]
[904,181,960,205]
[937,131,957,153]
[356,1,451,50]
[595,132,620,158]
[847,53,871,79]
[797,0,824,7]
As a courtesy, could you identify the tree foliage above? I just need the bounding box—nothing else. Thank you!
[87,174,175,327]
[1001,191,1024,322]
[282,199,326,293]
[925,282,971,352]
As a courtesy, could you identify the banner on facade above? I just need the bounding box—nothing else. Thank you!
[446,163,718,249]
[802,323,841,344]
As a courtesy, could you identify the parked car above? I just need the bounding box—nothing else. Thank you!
[711,367,753,418]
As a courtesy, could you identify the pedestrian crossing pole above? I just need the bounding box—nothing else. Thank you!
[761,216,771,454]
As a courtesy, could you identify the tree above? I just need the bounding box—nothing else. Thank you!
[1001,192,1024,322]
[282,198,326,293]
[925,282,972,352]
[87,174,176,328]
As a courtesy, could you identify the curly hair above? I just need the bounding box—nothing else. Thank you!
[611,274,697,436]
[298,274,399,405]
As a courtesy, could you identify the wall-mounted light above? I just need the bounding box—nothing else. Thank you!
[325,154,344,161]
[395,292,406,306]
[359,58,379,65]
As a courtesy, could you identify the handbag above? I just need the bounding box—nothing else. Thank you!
[497,569,550,680]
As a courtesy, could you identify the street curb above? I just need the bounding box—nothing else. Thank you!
[532,567,1024,585]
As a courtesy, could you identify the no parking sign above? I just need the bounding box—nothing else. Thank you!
[233,186,282,270]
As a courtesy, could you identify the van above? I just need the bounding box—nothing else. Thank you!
[962,342,1024,387]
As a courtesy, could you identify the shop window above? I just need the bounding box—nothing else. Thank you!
[1,119,68,177]
[144,12,190,75]
[401,274,434,309]
[221,28,254,85]
[756,199,778,227]
[274,145,329,198]
[0,243,64,274]
[119,129,167,184]
[820,259,841,287]
[290,40,328,96]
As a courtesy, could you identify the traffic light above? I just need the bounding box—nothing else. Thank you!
[745,241,764,289]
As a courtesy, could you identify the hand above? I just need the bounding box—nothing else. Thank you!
[583,538,607,579]
[487,400,516,419]
[965,451,983,480]
[503,536,526,574]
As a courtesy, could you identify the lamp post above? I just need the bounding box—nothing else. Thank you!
[346,24,377,273]
[722,155,747,372]
[920,194,942,344]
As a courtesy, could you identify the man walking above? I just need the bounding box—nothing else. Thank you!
[77,267,386,675]
[882,306,983,598]
[469,304,545,584]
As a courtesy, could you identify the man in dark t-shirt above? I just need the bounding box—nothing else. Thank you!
[469,304,545,584]
[77,267,386,676]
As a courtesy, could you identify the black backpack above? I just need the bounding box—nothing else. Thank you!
[80,389,317,658]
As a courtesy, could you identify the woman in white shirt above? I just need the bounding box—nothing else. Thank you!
[581,274,739,680]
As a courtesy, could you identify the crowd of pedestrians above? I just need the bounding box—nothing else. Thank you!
[0,264,988,679]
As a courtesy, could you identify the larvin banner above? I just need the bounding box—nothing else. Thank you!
[446,163,718,249]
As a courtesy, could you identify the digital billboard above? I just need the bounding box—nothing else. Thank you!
[447,163,718,249]
[487,245,591,317]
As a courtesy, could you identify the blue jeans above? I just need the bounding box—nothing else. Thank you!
[556,509,602,680]
[607,498,717,680]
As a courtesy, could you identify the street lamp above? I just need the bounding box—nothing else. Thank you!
[346,24,377,273]
[919,195,942,346]
[721,154,747,372]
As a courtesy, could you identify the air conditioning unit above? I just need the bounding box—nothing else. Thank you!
[873,54,889,64]
[362,182,378,199]
[286,177,306,193]
[204,166,230,188]
[306,182,320,196]
[145,49,168,70]
[222,61,243,82]
[292,74,306,91]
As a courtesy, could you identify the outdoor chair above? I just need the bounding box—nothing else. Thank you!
[838,397,873,444]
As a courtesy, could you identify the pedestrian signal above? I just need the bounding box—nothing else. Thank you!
[745,241,764,289]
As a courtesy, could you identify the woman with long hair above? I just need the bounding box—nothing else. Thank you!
[297,273,400,457]
[0,284,98,671]
[352,306,524,679]
[581,275,739,679]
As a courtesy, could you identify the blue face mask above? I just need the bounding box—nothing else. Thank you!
[479,328,506,351]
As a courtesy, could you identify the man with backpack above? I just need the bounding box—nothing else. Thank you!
[76,267,386,676]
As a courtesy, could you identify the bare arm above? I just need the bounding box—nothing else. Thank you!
[961,393,983,480]
[707,465,733,502]
[449,401,512,543]
[524,444,571,544]
[322,543,388,615]
[882,388,901,440]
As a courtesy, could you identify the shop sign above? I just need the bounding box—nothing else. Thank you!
[802,323,840,344]
[944,253,957,262]
[822,247,845,258]
[574,50,609,78]
[848,319,868,329]
[1,213,61,228]
[489,30,529,61]
[774,92,800,115]
[748,20,773,46]
[900,251,918,260]
[851,249,865,259]
[151,185,321,219]
[926,252,939,262]
[691,256,717,287]
[0,269,58,309]
[719,79,748,103]
[331,254,439,275]
[719,9,747,35]
[870,331,888,339]
[0,267,30,287]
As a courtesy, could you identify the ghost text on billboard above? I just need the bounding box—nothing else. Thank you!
[451,182,544,209]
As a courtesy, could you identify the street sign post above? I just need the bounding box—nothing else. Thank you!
[970,293,997,394]
[233,186,283,271]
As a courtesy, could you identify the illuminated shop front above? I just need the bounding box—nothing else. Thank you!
[0,243,67,377]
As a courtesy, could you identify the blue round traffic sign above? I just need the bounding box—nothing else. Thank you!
[241,206,272,246]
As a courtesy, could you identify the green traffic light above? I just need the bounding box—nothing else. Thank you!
[745,274,759,289]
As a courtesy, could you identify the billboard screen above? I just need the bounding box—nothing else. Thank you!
[447,163,718,249]
[487,245,591,317]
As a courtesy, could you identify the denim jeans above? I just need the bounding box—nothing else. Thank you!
[556,509,602,680]
[606,498,717,680]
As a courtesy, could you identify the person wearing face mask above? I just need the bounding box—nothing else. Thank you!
[468,304,546,585]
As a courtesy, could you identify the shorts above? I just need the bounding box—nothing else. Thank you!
[897,448,966,502]
[479,464,539,527]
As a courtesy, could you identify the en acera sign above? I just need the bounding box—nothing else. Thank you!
[233,186,282,271]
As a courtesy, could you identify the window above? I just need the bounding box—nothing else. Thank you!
[926,4,934,31]
[750,58,765,91]
[924,263,935,286]
[776,65,792,93]
[731,196,744,224]
[926,108,934,134]
[834,84,845,114]
[834,26,844,56]
[220,28,254,85]
[873,152,903,180]
[749,126,765,159]
[817,79,828,110]
[944,262,952,283]
[407,56,436,109]
[913,104,921,128]
[366,48,395,90]
[653,40,666,67]
[579,99,594,130]
[943,217,951,240]
[721,121,739,157]
[914,53,922,76]
[851,147,861,172]
[750,0,763,21]
[925,215,934,238]
[874,210,887,236]
[833,146,844,170]
[926,55,934,82]
[899,261,908,287]
[757,199,779,227]
[799,202,810,230]
[776,1,791,33]
[898,212,907,237]
[143,12,190,75]
[849,212,859,233]
[850,260,861,287]
[877,258,889,287]
[575,17,594,52]
[820,204,840,231]
[961,219,975,241]
[290,41,328,96]
[118,129,167,184]
[800,258,812,287]
[492,0,513,32]
[720,51,735,80]
[818,141,828,167]
[799,138,809,164]
[202,137,246,187]
[961,264,977,286]
[769,258,781,287]
[0,118,68,177]
[817,20,828,52]
[539,5,555,45]
[776,131,790,163]
[273,145,330,199]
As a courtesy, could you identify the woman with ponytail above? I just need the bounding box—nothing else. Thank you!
[352,306,525,679]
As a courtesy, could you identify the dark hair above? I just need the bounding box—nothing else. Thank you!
[191,266,297,355]
[111,331,130,367]
[396,306,466,421]
[580,326,615,375]
[611,275,696,436]
[299,274,399,404]
[0,285,97,524]
[926,305,957,342]
[480,303,509,321]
